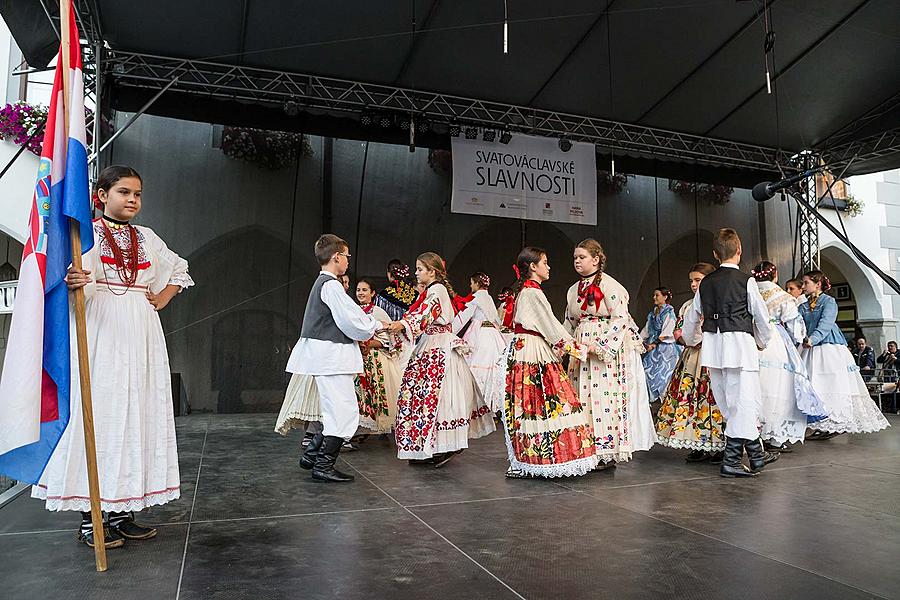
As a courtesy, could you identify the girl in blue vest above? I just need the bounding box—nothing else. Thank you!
[641,288,682,402]
[799,270,888,438]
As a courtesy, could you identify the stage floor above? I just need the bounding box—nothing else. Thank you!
[1,413,899,599]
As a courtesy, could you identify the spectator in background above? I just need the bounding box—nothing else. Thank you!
[852,337,876,381]
[878,340,898,377]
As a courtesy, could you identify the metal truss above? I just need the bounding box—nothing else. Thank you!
[101,51,797,173]
[822,126,900,171]
[790,151,820,274]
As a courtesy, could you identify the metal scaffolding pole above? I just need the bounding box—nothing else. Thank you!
[791,150,820,274]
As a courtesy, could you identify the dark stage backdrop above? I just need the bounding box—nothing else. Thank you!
[110,114,795,413]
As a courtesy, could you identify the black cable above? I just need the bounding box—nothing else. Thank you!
[353,141,370,277]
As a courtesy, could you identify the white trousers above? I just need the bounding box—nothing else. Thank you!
[707,367,761,440]
[314,375,359,440]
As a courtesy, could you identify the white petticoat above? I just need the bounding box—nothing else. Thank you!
[803,344,890,434]
[274,373,321,435]
[32,286,181,513]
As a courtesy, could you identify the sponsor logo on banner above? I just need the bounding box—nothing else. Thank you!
[450,133,597,225]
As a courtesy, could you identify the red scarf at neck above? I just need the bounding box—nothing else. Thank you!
[452,293,474,314]
[577,275,603,311]
[361,302,375,314]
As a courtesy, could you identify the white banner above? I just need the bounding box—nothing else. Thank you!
[451,133,597,225]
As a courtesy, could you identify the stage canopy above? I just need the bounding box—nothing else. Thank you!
[4,0,900,186]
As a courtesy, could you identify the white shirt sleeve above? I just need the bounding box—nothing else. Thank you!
[658,310,676,342]
[681,291,703,347]
[747,278,772,349]
[320,279,381,341]
[451,300,477,335]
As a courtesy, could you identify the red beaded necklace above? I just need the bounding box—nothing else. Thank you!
[100,217,140,287]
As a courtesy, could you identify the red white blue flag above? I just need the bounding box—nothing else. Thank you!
[0,9,94,484]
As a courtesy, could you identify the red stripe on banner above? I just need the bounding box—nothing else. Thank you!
[40,370,59,423]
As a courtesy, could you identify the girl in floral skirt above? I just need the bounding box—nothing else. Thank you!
[503,247,599,478]
[655,263,725,462]
[355,278,401,434]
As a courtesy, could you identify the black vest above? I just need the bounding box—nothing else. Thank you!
[699,267,753,335]
[299,273,354,344]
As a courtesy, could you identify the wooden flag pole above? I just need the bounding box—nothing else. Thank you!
[60,0,107,572]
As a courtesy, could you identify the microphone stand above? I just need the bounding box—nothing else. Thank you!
[784,187,900,295]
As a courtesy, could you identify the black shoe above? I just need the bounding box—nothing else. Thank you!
[594,462,617,471]
[746,438,779,473]
[807,430,839,441]
[720,437,757,478]
[433,449,464,469]
[108,512,158,540]
[299,432,325,470]
[708,451,725,465]
[408,458,433,465]
[685,450,709,463]
[764,441,793,453]
[340,440,358,452]
[312,436,355,482]
[78,526,125,549]
[300,432,314,448]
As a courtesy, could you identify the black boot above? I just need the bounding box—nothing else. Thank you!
[685,450,709,463]
[78,512,125,549]
[746,437,779,473]
[719,437,757,478]
[108,511,157,540]
[299,432,325,470]
[311,436,355,482]
[708,451,725,465]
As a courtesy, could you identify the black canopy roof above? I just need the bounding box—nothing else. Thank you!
[5,0,900,182]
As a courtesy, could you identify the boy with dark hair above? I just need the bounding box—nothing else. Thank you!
[286,234,386,482]
[681,229,777,477]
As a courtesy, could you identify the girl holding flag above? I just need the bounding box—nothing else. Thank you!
[33,166,194,549]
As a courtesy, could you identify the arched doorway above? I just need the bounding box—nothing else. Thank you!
[820,243,891,348]
[636,229,715,326]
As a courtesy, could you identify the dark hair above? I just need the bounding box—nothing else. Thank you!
[513,246,547,294]
[93,165,142,210]
[751,260,777,282]
[314,234,348,266]
[713,228,741,262]
[470,271,491,290]
[417,252,455,297]
[689,262,716,276]
[356,277,376,294]
[785,278,802,288]
[387,259,410,281]
[888,340,897,347]
[654,287,673,305]
[803,269,831,292]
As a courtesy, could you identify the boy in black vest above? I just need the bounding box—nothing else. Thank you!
[286,234,386,482]
[681,228,777,477]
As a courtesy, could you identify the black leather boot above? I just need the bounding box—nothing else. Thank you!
[299,432,324,470]
[746,437,779,473]
[311,436,355,482]
[719,437,757,478]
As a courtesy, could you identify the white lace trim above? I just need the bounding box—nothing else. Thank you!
[170,272,195,290]
[656,436,726,451]
[358,416,392,435]
[500,416,599,478]
[812,394,891,434]
[760,420,808,445]
[32,486,181,513]
[595,450,634,464]
[274,411,320,436]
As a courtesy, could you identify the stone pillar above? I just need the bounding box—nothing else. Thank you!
[858,318,899,352]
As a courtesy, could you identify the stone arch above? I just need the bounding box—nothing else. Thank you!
[820,242,884,321]
[636,229,716,323]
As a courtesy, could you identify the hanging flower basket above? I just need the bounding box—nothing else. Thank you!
[428,148,452,175]
[845,194,864,217]
[220,127,313,169]
[668,179,733,205]
[0,102,48,155]
[597,170,631,194]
